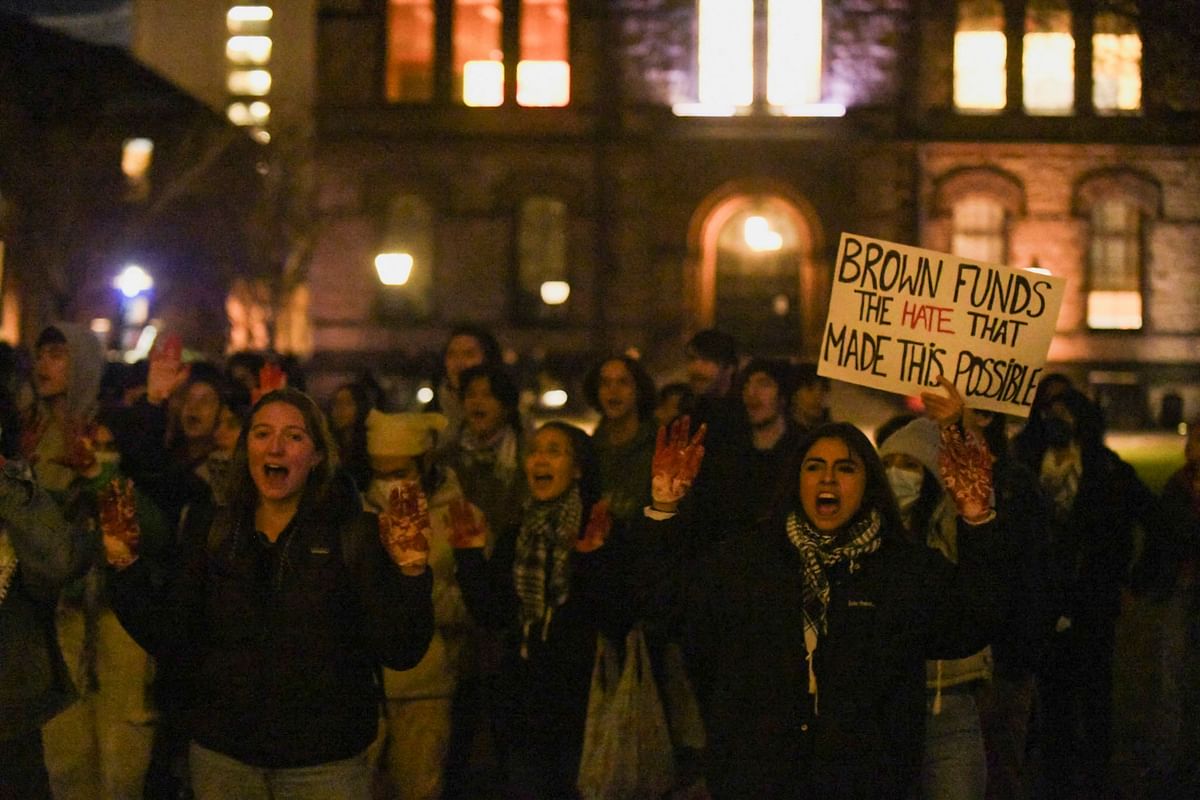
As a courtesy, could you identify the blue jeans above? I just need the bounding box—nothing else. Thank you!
[921,688,987,800]
[189,742,372,800]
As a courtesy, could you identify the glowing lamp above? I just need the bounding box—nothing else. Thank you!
[744,216,783,252]
[416,386,435,404]
[539,281,571,305]
[541,389,568,409]
[463,61,504,107]
[375,253,414,286]
[114,265,153,298]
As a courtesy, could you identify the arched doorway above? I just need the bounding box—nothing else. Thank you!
[688,185,824,358]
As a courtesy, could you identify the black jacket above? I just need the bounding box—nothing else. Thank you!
[637,511,999,799]
[109,472,433,768]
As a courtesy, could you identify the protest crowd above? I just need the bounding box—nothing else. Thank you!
[0,320,1197,800]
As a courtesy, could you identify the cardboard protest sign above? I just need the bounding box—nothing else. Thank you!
[818,233,1065,417]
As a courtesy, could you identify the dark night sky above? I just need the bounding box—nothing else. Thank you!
[0,0,130,46]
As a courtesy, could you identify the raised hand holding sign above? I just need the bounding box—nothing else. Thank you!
[921,377,995,524]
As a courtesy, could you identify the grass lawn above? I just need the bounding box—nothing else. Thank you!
[1106,431,1188,493]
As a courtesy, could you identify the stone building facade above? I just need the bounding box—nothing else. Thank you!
[307,0,1198,425]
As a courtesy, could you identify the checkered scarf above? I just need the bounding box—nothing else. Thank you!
[786,509,883,641]
[513,485,582,657]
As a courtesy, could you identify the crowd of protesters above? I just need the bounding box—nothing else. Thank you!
[0,322,1196,800]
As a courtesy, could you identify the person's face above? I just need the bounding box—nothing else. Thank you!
[686,355,723,396]
[598,360,638,422]
[525,427,580,503]
[181,382,221,441]
[247,402,322,506]
[35,342,70,399]
[445,335,486,389]
[742,372,783,427]
[655,394,682,429]
[799,437,867,533]
[213,407,242,456]
[330,388,358,432]
[463,376,504,439]
[370,454,421,482]
[792,383,828,424]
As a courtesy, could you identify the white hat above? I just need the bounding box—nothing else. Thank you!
[365,410,448,457]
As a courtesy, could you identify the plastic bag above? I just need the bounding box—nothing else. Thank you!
[577,625,676,800]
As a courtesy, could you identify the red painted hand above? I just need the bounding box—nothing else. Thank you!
[446,496,487,549]
[146,334,189,405]
[378,480,431,573]
[650,416,706,511]
[575,499,612,553]
[99,478,141,569]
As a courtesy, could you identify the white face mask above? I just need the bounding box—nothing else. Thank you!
[366,478,409,512]
[886,466,925,511]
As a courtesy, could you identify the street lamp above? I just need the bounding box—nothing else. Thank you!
[375,252,414,286]
[114,264,153,298]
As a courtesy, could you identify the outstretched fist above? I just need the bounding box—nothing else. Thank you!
[651,416,706,512]
[100,478,141,569]
[378,480,431,574]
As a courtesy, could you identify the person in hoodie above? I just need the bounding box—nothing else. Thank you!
[105,388,434,799]
[1,367,97,799]
[24,323,169,800]
[362,409,486,800]
[880,417,991,800]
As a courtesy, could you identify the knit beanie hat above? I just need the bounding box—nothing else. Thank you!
[365,410,448,457]
[878,417,943,488]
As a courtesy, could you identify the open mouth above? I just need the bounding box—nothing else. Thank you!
[263,464,289,479]
[814,491,840,516]
[530,471,555,490]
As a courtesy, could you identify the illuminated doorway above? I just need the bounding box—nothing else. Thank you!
[689,188,823,357]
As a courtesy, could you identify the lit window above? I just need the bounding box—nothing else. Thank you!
[227,5,272,35]
[226,35,272,66]
[767,0,822,107]
[387,0,435,102]
[1087,199,1142,329]
[227,69,272,96]
[379,196,434,319]
[954,1,1006,111]
[456,0,502,105]
[121,138,154,181]
[227,101,270,126]
[517,197,569,321]
[951,196,1006,265]
[518,0,569,106]
[1093,11,1141,113]
[698,0,753,108]
[1024,0,1073,115]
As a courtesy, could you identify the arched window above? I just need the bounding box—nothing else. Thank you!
[377,194,434,320]
[951,195,1007,264]
[1087,199,1142,329]
[516,196,569,323]
[954,0,1006,111]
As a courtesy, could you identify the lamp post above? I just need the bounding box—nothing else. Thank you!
[112,264,154,359]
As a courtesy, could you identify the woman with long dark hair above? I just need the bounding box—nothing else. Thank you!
[105,388,433,799]
[449,421,630,798]
[640,379,1001,799]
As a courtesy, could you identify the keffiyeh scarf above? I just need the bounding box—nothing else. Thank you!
[1040,445,1082,519]
[513,485,582,657]
[459,426,520,487]
[786,509,882,713]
